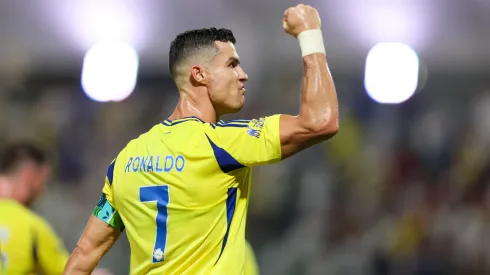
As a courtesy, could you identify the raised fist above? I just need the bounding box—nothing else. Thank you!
[282,4,321,38]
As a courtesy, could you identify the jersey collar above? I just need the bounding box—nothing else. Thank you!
[162,116,205,126]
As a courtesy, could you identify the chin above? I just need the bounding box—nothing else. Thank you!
[220,104,244,115]
[234,99,245,112]
[228,106,244,114]
[216,97,245,115]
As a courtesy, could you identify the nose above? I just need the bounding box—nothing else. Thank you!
[237,66,248,82]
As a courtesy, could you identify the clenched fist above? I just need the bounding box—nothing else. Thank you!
[282,4,321,38]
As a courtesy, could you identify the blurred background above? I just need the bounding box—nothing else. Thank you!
[1,0,490,274]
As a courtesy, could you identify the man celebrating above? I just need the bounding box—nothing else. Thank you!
[64,4,338,275]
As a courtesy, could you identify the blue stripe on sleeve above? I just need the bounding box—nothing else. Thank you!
[227,119,250,123]
[217,119,250,126]
[107,159,116,186]
[218,119,250,124]
[216,123,249,128]
[205,135,245,172]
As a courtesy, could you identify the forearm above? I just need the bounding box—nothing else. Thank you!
[63,246,99,275]
[297,30,338,133]
[63,214,120,274]
[299,53,338,129]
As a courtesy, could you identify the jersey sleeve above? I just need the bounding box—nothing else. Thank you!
[33,217,69,275]
[208,115,282,170]
[92,159,125,231]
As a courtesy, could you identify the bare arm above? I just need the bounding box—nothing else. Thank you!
[63,216,120,275]
[280,5,338,159]
[280,52,338,159]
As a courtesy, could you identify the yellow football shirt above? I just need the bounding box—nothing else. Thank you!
[93,116,281,275]
[244,240,259,275]
[0,199,68,275]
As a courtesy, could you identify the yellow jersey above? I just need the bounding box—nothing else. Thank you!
[244,241,259,275]
[93,116,281,275]
[0,199,68,275]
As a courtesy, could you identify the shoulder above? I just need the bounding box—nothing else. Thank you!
[216,119,252,128]
[216,116,280,129]
[212,115,280,137]
[24,209,54,234]
[0,201,39,230]
[10,202,39,221]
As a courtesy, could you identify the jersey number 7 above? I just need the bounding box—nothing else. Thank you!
[139,185,170,263]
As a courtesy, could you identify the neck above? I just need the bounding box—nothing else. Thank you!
[169,88,219,124]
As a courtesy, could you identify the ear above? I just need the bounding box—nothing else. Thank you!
[191,65,207,85]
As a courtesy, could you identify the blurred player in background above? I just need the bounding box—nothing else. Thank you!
[0,142,66,275]
[0,143,110,275]
[64,4,338,275]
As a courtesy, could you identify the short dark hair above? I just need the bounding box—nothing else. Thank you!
[169,28,236,78]
[0,142,48,173]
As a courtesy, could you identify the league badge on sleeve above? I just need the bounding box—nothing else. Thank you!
[247,118,265,138]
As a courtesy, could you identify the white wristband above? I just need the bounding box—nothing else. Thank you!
[297,29,326,57]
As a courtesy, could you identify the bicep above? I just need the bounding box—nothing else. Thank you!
[279,114,336,159]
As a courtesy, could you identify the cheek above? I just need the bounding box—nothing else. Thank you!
[210,71,234,90]
[224,70,239,89]
[231,69,239,83]
[207,69,239,102]
[208,70,224,87]
[207,80,226,103]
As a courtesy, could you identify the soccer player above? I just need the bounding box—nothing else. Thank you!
[64,4,338,275]
[0,143,111,275]
[0,142,68,274]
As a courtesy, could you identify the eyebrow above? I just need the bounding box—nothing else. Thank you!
[226,56,240,65]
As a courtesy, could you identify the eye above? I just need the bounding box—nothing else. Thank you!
[229,61,238,68]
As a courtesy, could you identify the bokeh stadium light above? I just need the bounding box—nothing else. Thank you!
[81,42,139,102]
[364,43,419,104]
